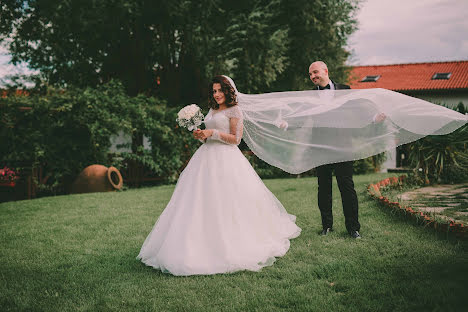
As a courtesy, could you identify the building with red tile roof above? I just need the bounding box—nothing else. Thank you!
[348,60,468,109]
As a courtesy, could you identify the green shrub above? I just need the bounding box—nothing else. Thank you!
[244,152,385,178]
[353,153,386,175]
[353,157,374,175]
[0,81,200,196]
[407,123,468,184]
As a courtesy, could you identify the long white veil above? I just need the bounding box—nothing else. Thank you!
[222,76,468,174]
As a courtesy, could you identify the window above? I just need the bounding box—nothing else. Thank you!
[432,72,451,80]
[361,75,380,82]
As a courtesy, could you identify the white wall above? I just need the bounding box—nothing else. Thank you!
[417,94,468,109]
[109,131,151,153]
[381,150,396,172]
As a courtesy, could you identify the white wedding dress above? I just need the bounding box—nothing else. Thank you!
[137,105,301,276]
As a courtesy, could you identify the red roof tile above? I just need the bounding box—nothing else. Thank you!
[348,61,468,91]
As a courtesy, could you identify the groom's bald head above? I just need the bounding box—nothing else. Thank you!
[310,61,328,71]
[309,61,330,88]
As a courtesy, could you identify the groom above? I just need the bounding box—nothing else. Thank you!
[308,61,361,239]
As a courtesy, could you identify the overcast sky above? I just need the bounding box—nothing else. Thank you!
[348,0,468,65]
[1,0,467,85]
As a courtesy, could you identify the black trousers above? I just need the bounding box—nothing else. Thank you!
[316,161,360,232]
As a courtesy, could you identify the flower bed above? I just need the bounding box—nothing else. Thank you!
[368,176,467,238]
[0,167,18,187]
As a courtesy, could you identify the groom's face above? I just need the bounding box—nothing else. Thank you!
[309,63,329,87]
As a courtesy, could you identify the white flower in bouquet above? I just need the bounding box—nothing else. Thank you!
[176,104,204,131]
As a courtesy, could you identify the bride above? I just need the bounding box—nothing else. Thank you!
[137,75,301,276]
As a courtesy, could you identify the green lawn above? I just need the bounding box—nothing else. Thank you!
[1,173,467,312]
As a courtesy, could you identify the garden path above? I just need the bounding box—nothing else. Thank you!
[399,183,468,224]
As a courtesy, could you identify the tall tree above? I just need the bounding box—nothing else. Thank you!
[206,0,289,94]
[1,0,359,102]
[274,0,359,91]
[1,0,220,100]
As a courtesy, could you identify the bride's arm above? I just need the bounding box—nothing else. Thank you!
[193,106,243,145]
[211,117,243,145]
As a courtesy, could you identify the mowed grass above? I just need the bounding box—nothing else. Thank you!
[1,173,467,311]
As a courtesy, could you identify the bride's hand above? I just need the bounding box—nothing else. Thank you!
[193,129,213,140]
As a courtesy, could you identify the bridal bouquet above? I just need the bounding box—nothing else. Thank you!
[176,104,204,131]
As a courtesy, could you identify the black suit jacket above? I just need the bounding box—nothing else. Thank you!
[314,80,377,125]
[312,80,378,165]
[315,80,350,90]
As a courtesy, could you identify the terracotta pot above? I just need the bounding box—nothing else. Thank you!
[71,165,123,194]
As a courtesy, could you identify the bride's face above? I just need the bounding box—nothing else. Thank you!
[212,83,226,106]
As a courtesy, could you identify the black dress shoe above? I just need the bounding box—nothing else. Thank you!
[320,228,333,236]
[349,231,361,239]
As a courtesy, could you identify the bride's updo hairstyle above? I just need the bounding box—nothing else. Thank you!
[208,75,238,110]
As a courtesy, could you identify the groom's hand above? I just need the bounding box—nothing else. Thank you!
[275,120,289,131]
[373,113,386,123]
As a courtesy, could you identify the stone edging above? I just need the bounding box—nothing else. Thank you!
[367,176,467,238]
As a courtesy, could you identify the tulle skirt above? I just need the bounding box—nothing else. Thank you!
[137,141,301,276]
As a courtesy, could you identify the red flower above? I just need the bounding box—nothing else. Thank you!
[0,167,18,182]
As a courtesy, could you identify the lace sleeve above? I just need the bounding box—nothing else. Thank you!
[211,105,244,145]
